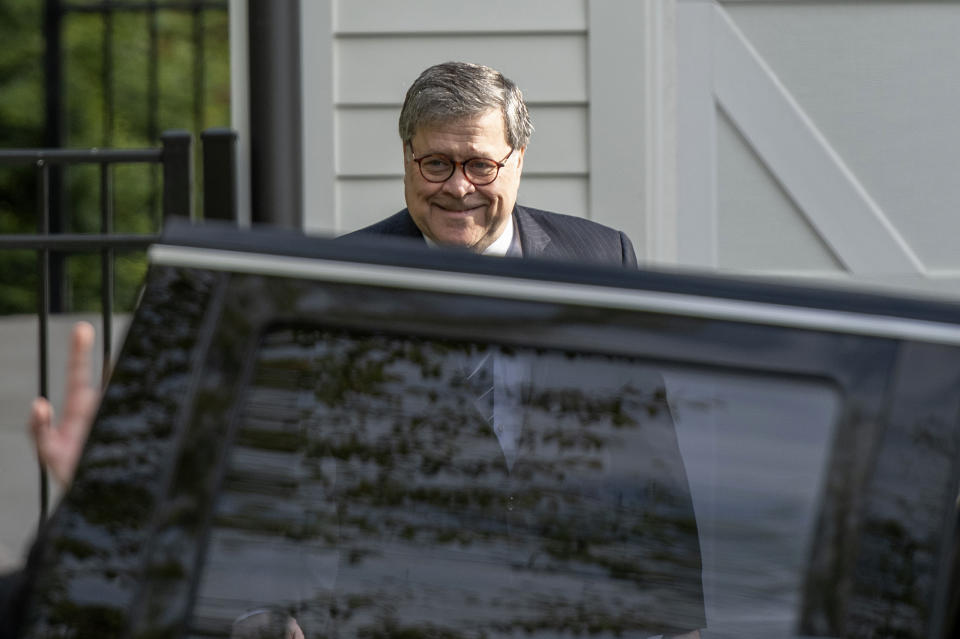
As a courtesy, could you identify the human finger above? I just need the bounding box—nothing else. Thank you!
[29,397,53,455]
[63,322,96,422]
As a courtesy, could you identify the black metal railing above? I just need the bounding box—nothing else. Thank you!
[0,127,236,524]
[43,0,230,310]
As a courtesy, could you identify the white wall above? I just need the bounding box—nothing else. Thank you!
[677,0,960,278]
[232,0,960,279]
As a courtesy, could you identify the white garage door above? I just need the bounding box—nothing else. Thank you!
[676,0,960,277]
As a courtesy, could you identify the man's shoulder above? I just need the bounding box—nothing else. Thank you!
[340,210,422,239]
[516,206,594,226]
[515,205,638,267]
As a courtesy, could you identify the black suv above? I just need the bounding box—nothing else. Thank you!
[14,222,960,638]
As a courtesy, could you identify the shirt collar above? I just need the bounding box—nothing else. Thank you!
[481,217,515,257]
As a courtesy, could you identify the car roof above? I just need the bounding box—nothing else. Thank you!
[154,218,960,341]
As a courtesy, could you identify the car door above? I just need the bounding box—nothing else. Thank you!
[16,224,960,638]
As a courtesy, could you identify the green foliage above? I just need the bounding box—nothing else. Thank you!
[0,1,44,313]
[0,2,44,144]
[0,0,230,314]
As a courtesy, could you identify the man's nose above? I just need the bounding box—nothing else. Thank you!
[441,166,475,198]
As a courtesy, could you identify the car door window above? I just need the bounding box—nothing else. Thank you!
[186,325,844,639]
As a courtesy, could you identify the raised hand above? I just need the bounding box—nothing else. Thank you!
[28,322,99,488]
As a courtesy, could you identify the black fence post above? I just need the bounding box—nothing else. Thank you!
[44,0,66,312]
[99,163,114,386]
[248,0,302,228]
[36,160,51,525]
[201,128,237,223]
[161,130,194,221]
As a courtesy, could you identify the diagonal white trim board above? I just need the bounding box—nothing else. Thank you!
[713,5,923,274]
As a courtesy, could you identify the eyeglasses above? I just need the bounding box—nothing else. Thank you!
[408,144,514,186]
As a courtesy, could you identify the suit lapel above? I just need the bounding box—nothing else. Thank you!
[513,205,551,258]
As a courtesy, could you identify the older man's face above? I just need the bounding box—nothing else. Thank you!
[403,110,525,253]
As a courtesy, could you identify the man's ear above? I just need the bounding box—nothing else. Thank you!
[401,141,416,181]
[515,146,526,175]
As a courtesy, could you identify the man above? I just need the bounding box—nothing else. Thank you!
[13,62,701,638]
[344,62,701,638]
[344,61,637,267]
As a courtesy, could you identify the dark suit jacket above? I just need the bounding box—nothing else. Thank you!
[344,205,639,267]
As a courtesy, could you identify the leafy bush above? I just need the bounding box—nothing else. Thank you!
[0,0,230,314]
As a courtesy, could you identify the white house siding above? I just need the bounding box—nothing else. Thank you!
[298,1,959,277]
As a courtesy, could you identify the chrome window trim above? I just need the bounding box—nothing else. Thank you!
[150,244,960,347]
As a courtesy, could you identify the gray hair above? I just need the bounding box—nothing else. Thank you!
[398,62,533,149]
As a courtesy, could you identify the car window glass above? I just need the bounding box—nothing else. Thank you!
[184,325,841,639]
[665,370,840,637]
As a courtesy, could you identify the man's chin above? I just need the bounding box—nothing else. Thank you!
[430,230,485,251]
[426,217,488,251]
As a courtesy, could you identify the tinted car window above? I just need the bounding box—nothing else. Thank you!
[190,326,704,637]
[665,370,840,636]
[186,328,845,638]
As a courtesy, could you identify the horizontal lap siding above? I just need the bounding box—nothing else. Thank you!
[328,0,590,234]
[335,35,588,105]
[334,0,586,33]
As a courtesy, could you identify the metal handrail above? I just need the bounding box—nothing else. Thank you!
[0,233,161,251]
[0,148,162,164]
[62,0,227,12]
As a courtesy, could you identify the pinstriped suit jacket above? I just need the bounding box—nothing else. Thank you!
[344,205,639,267]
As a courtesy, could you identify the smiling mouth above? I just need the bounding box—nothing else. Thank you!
[434,203,483,213]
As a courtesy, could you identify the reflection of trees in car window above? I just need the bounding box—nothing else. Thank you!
[192,326,704,638]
